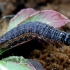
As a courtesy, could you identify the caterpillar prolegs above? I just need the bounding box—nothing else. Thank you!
[0,21,70,49]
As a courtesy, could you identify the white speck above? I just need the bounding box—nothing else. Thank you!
[0,64,8,70]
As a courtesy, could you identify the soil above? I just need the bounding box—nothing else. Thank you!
[0,0,70,70]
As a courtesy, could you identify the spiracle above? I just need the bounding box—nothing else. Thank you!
[0,21,70,49]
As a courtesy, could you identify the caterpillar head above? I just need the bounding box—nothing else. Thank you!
[64,33,70,45]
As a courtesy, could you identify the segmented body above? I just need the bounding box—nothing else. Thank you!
[0,22,70,49]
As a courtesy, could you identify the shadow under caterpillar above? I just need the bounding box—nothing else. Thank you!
[0,21,70,49]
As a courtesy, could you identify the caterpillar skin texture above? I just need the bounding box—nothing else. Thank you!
[0,21,70,49]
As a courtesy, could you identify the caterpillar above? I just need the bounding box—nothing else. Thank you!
[0,21,70,49]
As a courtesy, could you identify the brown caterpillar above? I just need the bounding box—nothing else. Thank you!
[0,21,70,49]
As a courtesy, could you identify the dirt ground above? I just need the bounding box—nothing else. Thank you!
[0,0,70,70]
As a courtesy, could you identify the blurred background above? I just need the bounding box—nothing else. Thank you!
[0,0,70,17]
[0,0,70,70]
